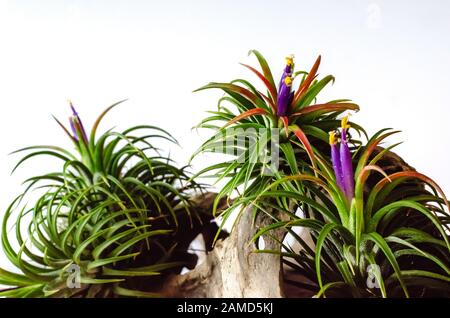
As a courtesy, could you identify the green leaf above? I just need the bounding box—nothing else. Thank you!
[362,232,409,297]
[248,49,276,92]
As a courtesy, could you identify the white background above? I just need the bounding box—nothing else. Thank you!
[1,0,449,269]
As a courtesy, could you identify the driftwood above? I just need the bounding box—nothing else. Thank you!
[160,203,286,298]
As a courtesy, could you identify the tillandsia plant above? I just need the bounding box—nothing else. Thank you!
[0,100,203,298]
[192,50,365,234]
[250,116,450,297]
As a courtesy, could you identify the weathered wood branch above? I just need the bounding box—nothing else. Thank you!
[160,203,286,298]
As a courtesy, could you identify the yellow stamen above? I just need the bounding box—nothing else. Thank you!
[329,131,336,145]
[341,115,350,130]
[67,99,73,107]
[285,54,294,66]
[284,76,292,86]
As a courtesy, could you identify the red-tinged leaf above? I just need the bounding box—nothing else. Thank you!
[293,126,316,169]
[293,55,321,105]
[52,115,76,143]
[280,116,289,136]
[355,165,391,199]
[90,99,128,146]
[248,50,276,93]
[194,82,261,107]
[355,130,400,176]
[291,103,360,117]
[373,171,450,212]
[240,63,277,103]
[223,108,269,127]
[257,88,277,114]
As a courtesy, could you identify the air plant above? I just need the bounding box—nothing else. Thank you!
[249,116,450,297]
[192,51,365,233]
[0,101,202,297]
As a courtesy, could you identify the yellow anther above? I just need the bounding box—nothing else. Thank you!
[67,99,73,106]
[341,115,350,130]
[329,131,336,145]
[284,76,292,86]
[285,54,294,66]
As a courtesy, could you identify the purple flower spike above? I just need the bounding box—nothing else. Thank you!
[339,116,354,201]
[277,55,294,117]
[68,100,88,143]
[277,76,293,116]
[69,118,79,141]
[329,131,345,192]
[329,116,355,202]
[70,103,78,116]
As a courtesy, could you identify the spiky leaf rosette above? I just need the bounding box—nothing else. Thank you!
[0,101,202,298]
[192,50,365,238]
[248,123,450,297]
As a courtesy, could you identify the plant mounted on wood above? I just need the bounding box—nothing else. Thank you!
[251,117,450,297]
[193,50,450,297]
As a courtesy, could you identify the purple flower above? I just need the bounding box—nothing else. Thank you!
[330,116,354,201]
[277,76,294,116]
[68,100,88,143]
[69,119,78,141]
[329,131,345,193]
[277,55,294,117]
[340,117,354,199]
